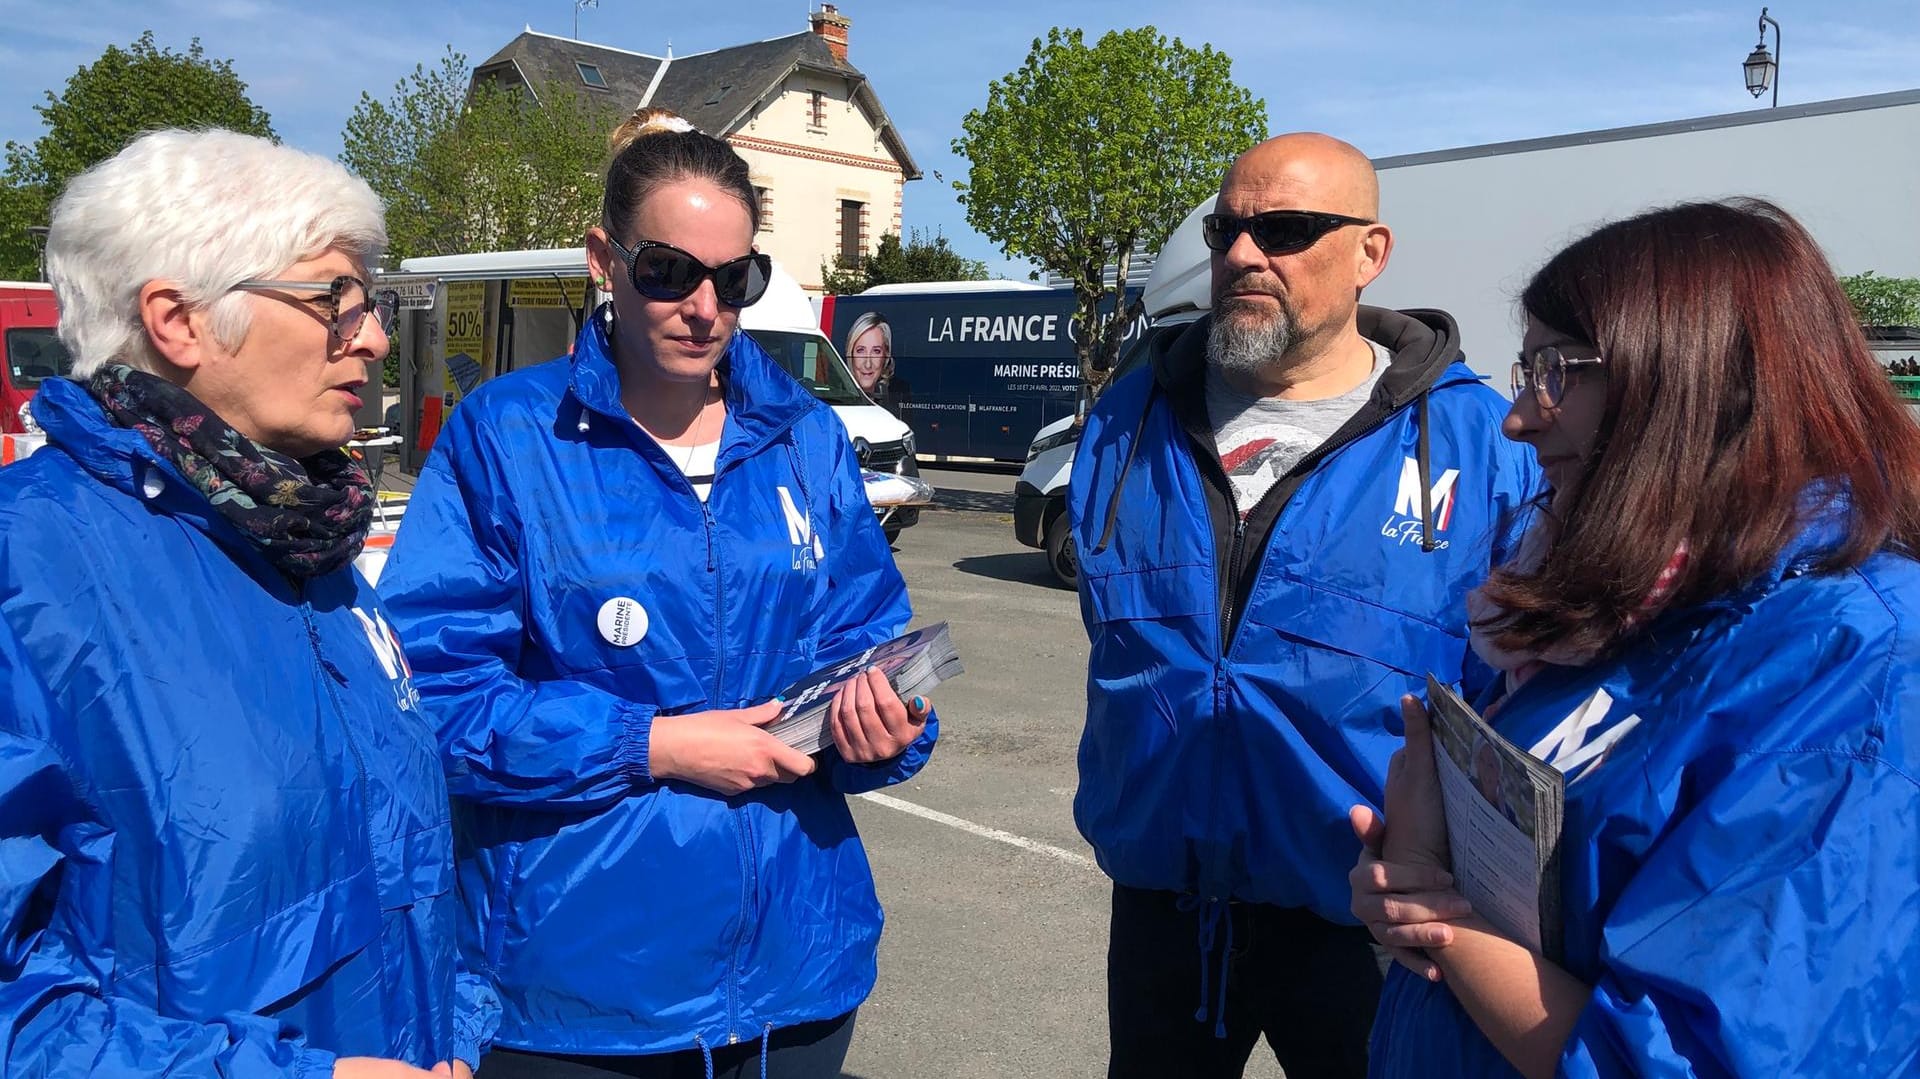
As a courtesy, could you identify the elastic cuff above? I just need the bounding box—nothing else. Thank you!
[292,1047,338,1079]
[452,1019,485,1071]
[614,703,657,783]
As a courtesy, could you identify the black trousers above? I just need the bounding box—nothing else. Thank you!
[477,1012,856,1079]
[1107,884,1386,1079]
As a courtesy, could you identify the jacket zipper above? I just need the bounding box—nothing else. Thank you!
[303,606,380,936]
[1219,514,1248,654]
[1186,397,1411,653]
[704,493,747,1043]
[727,808,758,1044]
[602,389,807,1047]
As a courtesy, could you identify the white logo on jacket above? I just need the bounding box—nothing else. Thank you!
[1380,457,1459,550]
[351,607,421,712]
[1528,688,1641,783]
[777,486,824,571]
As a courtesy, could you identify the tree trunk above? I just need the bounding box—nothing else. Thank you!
[1074,285,1107,398]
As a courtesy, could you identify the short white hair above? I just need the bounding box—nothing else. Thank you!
[46,128,386,379]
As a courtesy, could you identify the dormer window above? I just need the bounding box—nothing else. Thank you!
[576,62,608,90]
[706,83,733,106]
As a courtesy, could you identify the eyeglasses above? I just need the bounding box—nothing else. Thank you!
[1511,344,1606,409]
[1201,210,1376,256]
[231,275,399,343]
[606,237,771,308]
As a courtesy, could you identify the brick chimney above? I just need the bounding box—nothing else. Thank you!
[810,4,851,62]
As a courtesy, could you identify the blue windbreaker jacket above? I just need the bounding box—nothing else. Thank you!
[1070,308,1543,918]
[1372,520,1920,1078]
[379,314,937,1055]
[0,377,496,1076]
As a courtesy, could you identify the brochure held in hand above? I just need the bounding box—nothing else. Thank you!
[766,622,964,754]
[1423,675,1566,961]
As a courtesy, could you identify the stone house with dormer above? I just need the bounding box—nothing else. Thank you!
[473,5,919,292]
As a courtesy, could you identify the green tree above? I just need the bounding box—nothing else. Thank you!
[342,49,619,261]
[1840,271,1920,329]
[820,228,991,293]
[951,26,1265,392]
[0,31,273,278]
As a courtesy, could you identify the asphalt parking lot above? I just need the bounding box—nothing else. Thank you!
[841,468,1286,1079]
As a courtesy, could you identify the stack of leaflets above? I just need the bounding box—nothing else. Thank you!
[1424,675,1566,962]
[766,622,964,754]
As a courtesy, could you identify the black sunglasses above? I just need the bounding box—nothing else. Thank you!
[606,236,771,308]
[1201,210,1375,256]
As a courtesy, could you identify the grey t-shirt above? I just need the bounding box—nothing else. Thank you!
[1206,340,1391,515]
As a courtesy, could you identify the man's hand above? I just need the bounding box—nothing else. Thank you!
[428,1062,474,1079]
[650,702,816,795]
[333,1059,441,1078]
[829,667,930,764]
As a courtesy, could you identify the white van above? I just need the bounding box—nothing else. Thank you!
[388,249,928,540]
[1013,198,1213,587]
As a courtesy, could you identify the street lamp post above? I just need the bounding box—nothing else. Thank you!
[1743,7,1781,107]
[25,226,50,283]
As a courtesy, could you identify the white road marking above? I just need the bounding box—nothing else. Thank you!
[857,790,1100,871]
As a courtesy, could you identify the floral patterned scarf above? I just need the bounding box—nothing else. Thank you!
[88,364,373,578]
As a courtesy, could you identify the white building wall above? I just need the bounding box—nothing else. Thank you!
[731,73,906,292]
[1365,94,1920,383]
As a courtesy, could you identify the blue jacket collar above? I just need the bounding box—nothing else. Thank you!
[567,307,821,461]
[33,375,292,573]
[34,375,162,496]
[1671,485,1858,624]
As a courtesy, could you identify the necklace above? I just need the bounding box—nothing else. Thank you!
[639,389,719,479]
[679,396,715,476]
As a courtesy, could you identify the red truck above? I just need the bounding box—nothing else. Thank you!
[0,282,66,434]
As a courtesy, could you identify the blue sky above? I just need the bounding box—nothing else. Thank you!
[3,1,1914,278]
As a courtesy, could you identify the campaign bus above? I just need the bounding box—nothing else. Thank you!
[819,282,1145,462]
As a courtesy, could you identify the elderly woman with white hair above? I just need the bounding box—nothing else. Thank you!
[0,129,496,1077]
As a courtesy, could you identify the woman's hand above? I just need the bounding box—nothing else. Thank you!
[1381,695,1452,871]
[829,667,930,764]
[1350,805,1473,981]
[1347,695,1473,981]
[332,1059,442,1078]
[649,702,816,795]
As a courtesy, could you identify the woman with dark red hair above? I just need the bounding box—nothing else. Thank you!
[1352,199,1920,1079]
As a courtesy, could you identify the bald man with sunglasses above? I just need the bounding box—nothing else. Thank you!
[1068,134,1542,1078]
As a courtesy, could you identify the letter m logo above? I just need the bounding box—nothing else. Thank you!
[777,486,825,564]
[1394,457,1460,531]
[350,607,412,681]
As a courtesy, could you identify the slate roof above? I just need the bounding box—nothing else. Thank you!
[474,28,919,179]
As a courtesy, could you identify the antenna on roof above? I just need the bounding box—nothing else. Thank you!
[573,0,598,41]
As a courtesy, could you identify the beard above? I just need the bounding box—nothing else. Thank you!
[1207,293,1300,380]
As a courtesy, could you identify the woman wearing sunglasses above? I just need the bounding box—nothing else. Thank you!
[1351,199,1920,1078]
[381,107,937,1078]
[0,130,493,1077]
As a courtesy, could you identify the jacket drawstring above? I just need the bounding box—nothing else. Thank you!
[784,431,816,527]
[686,1024,769,1078]
[1416,390,1438,553]
[1178,895,1233,1039]
[1093,384,1158,555]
